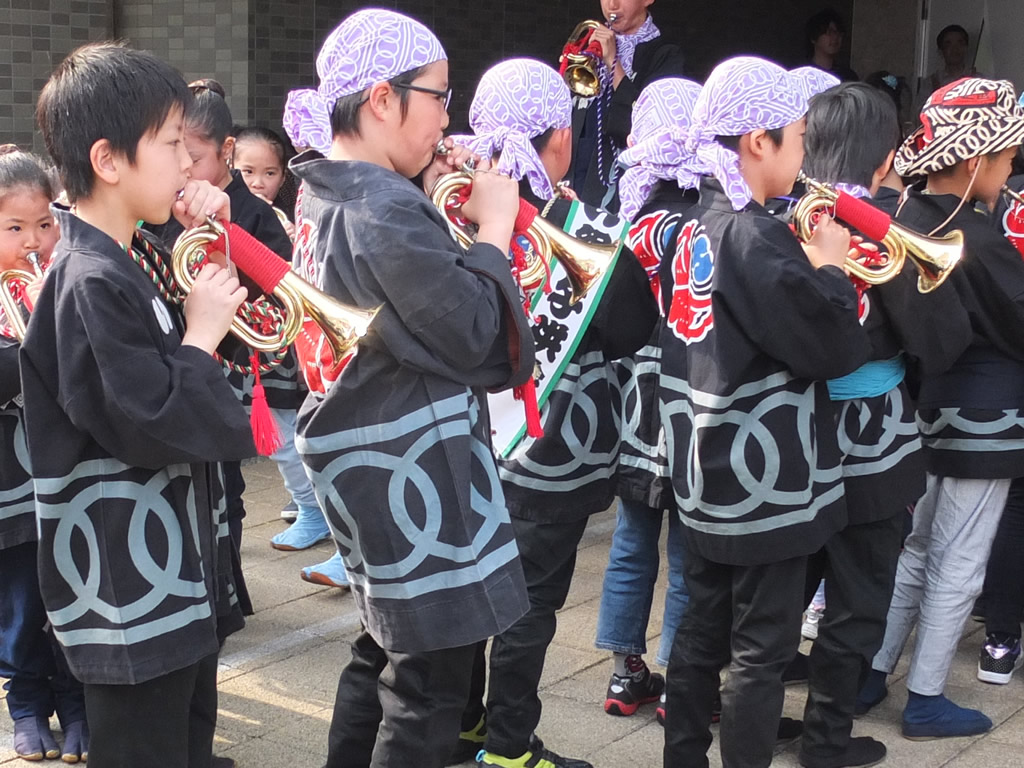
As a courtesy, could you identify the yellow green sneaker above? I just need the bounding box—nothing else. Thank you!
[445,713,487,766]
[476,737,592,768]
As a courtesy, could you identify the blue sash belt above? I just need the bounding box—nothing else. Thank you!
[827,355,906,401]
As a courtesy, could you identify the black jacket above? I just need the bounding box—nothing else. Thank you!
[570,34,685,212]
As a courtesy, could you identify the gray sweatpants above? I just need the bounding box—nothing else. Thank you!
[872,474,1011,695]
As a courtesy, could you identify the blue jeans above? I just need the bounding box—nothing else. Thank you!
[271,407,319,511]
[595,498,688,666]
[0,541,85,724]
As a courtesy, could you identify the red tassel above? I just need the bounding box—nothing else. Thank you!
[514,377,544,439]
[248,356,282,456]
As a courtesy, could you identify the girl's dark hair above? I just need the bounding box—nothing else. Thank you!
[36,42,192,203]
[233,126,289,168]
[330,65,428,138]
[804,83,900,188]
[716,129,784,153]
[187,78,233,146]
[805,9,846,55]
[0,145,55,202]
[937,24,969,48]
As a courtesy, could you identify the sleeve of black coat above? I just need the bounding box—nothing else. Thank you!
[236,199,294,262]
[727,219,872,380]
[875,265,972,376]
[0,340,20,405]
[588,244,658,359]
[605,42,686,144]
[54,275,256,469]
[346,196,536,390]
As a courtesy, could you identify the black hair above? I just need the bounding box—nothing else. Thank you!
[531,127,556,154]
[330,65,428,138]
[233,126,289,168]
[805,9,846,55]
[36,42,192,204]
[937,24,969,48]
[0,145,55,203]
[803,83,900,188]
[865,70,904,114]
[186,78,233,147]
[715,128,785,153]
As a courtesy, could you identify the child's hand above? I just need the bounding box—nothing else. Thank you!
[422,139,479,195]
[802,215,852,272]
[181,263,247,354]
[461,170,520,254]
[589,26,617,70]
[174,180,232,231]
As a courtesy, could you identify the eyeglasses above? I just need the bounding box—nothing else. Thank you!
[392,83,452,111]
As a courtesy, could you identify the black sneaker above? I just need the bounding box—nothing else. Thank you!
[655,691,721,727]
[978,634,1023,684]
[782,652,809,685]
[776,717,803,747]
[603,667,664,716]
[477,736,592,768]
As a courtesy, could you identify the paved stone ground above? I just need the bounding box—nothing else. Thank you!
[3,459,1024,767]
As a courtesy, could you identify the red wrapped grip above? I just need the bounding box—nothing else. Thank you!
[833,192,892,243]
[213,222,291,293]
[515,199,538,233]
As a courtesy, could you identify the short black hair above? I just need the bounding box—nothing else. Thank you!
[186,78,233,147]
[36,42,192,204]
[937,24,969,48]
[0,145,54,203]
[531,127,556,154]
[233,126,289,168]
[716,128,785,153]
[330,65,427,138]
[806,9,846,53]
[804,83,900,189]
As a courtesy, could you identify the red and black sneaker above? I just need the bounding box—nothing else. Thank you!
[656,693,666,726]
[604,666,665,716]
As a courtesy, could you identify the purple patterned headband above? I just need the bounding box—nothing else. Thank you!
[685,56,808,210]
[457,59,571,199]
[282,9,446,155]
[617,78,702,221]
[790,66,840,102]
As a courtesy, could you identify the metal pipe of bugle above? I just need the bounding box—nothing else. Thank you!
[1003,185,1024,207]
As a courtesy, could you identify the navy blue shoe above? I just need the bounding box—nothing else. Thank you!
[854,669,888,717]
[902,692,992,740]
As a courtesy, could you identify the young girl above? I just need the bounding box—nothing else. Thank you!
[161,80,350,590]
[0,146,89,763]
[233,126,296,239]
[284,10,534,767]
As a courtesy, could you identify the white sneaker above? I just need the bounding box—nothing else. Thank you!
[802,606,824,640]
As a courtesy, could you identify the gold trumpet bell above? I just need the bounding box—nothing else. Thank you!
[277,271,380,362]
[0,269,33,341]
[887,221,963,294]
[530,215,619,305]
[561,21,603,99]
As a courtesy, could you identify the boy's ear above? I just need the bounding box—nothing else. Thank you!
[745,129,770,160]
[89,138,120,186]
[365,81,395,123]
[873,149,896,186]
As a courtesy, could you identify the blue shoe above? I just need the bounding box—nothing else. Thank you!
[854,669,888,717]
[902,692,992,740]
[61,719,89,763]
[301,551,350,589]
[271,505,331,551]
[13,715,60,760]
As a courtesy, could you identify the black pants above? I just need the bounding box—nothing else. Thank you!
[800,511,904,760]
[664,545,806,768]
[325,630,477,768]
[983,476,1024,638]
[476,515,589,757]
[84,652,218,768]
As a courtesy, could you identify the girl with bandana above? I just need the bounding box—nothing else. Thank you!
[568,0,685,211]
[594,77,701,723]
[282,11,535,767]
[658,56,871,767]
[449,58,657,768]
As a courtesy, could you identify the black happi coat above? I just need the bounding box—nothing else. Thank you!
[571,32,686,211]
[19,209,256,685]
[830,194,971,521]
[497,184,657,523]
[290,155,534,653]
[0,338,33,549]
[615,183,698,511]
[658,179,872,566]
[896,188,1024,478]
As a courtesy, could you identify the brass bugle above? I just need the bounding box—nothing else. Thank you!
[1003,185,1024,207]
[794,173,963,294]
[429,162,618,305]
[560,20,606,98]
[172,219,378,362]
[0,269,33,341]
